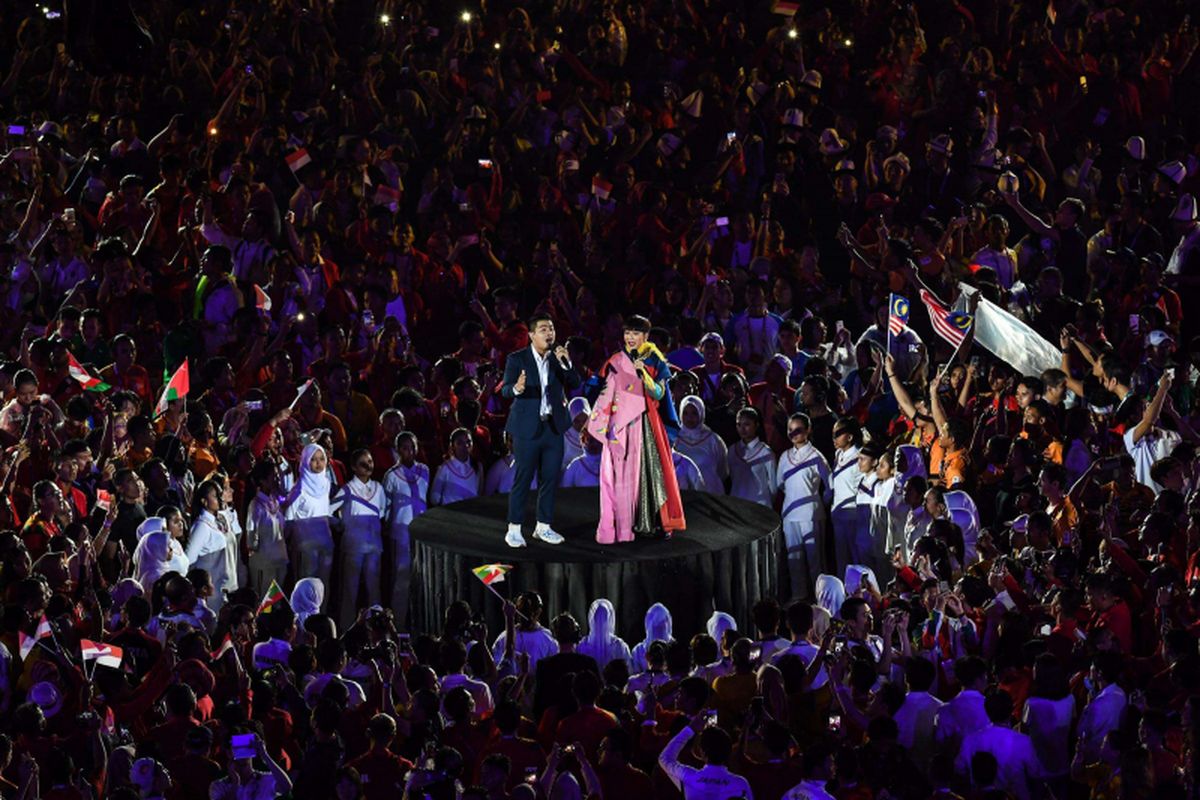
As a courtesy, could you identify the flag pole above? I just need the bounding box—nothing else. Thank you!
[480,581,530,621]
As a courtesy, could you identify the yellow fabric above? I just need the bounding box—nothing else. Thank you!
[634,342,667,399]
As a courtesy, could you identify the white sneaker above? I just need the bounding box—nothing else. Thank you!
[533,525,565,545]
[505,525,527,548]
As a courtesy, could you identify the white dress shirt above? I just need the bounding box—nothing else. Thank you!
[894,689,944,766]
[934,688,989,754]
[1022,694,1075,777]
[533,347,552,417]
[1077,683,1127,762]
[955,724,1041,800]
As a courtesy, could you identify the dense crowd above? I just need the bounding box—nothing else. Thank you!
[1,0,1200,797]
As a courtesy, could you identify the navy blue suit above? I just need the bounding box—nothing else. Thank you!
[502,346,581,525]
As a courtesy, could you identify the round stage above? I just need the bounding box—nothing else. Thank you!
[409,488,782,644]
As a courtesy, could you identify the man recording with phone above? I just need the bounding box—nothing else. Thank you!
[500,313,580,547]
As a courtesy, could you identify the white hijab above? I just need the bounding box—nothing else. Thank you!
[706,611,737,650]
[133,532,173,589]
[815,574,846,618]
[562,397,592,462]
[631,602,674,671]
[578,598,632,669]
[291,577,324,625]
[288,443,332,518]
[676,395,712,445]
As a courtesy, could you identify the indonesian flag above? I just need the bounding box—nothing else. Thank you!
[372,184,401,210]
[18,615,52,659]
[253,284,272,312]
[919,288,972,349]
[472,563,513,586]
[771,0,800,15]
[258,579,288,614]
[80,639,123,669]
[211,634,235,660]
[285,148,312,173]
[289,378,314,410]
[155,359,190,418]
[66,351,111,392]
[591,175,613,200]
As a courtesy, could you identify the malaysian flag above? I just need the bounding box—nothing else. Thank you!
[888,293,910,335]
[919,289,973,348]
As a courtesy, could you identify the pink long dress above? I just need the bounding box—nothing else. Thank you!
[587,353,649,543]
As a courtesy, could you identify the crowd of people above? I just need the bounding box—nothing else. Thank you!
[1,0,1200,797]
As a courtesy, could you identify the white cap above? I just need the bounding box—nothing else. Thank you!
[1172,194,1198,222]
[680,90,703,118]
[1124,135,1146,161]
[1157,160,1187,186]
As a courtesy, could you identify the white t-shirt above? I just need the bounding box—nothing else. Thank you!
[1123,426,1182,493]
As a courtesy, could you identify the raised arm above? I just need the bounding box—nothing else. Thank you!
[1130,370,1172,445]
[885,354,919,420]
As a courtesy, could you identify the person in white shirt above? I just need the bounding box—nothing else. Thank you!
[490,591,558,670]
[934,655,991,757]
[245,462,288,600]
[1022,653,1076,781]
[631,602,674,672]
[282,443,336,590]
[893,658,944,770]
[430,428,481,504]
[871,445,926,571]
[672,447,706,491]
[829,419,868,579]
[332,450,388,630]
[1076,652,1128,763]
[185,480,232,611]
[560,433,602,488]
[577,598,633,670]
[955,688,1042,800]
[1123,370,1180,493]
[776,413,832,600]
[382,432,429,622]
[440,639,494,718]
[658,712,755,800]
[728,407,776,506]
[783,742,837,799]
[675,395,728,494]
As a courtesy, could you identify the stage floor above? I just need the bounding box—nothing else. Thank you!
[409,488,782,642]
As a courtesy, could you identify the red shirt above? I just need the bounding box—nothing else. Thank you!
[346,748,415,800]
[1090,600,1133,654]
[554,706,619,761]
[478,735,546,789]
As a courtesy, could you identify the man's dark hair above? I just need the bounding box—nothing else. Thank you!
[698,727,733,765]
[983,688,1014,723]
[840,596,868,622]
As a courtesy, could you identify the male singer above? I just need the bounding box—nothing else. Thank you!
[500,313,581,547]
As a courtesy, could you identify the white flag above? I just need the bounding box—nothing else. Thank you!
[958,283,1062,377]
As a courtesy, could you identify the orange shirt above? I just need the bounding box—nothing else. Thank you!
[936,447,970,489]
[1048,498,1079,544]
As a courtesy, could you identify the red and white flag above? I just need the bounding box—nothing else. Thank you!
[66,351,111,392]
[211,634,235,661]
[155,359,190,418]
[80,639,124,670]
[591,175,613,200]
[253,284,272,312]
[19,615,52,659]
[289,378,314,410]
[919,289,970,348]
[285,148,312,173]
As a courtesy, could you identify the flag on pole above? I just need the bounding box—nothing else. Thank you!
[66,351,111,392]
[472,563,513,586]
[253,285,272,312]
[211,634,235,661]
[257,579,288,614]
[18,615,52,659]
[80,639,124,670]
[919,289,972,348]
[289,378,314,410]
[887,294,910,335]
[591,175,613,200]
[958,283,1062,376]
[285,148,312,173]
[154,359,190,417]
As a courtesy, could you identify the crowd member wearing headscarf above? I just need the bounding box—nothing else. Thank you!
[561,397,592,470]
[283,443,336,590]
[631,602,674,672]
[291,577,325,627]
[185,480,232,611]
[674,395,728,494]
[578,598,632,670]
[132,530,174,591]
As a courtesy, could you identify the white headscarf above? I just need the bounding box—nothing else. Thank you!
[133,532,173,589]
[631,602,674,672]
[815,574,846,618]
[946,490,981,563]
[845,565,879,597]
[706,611,737,650]
[288,443,331,518]
[676,395,710,444]
[562,397,592,463]
[578,598,632,669]
[291,577,324,625]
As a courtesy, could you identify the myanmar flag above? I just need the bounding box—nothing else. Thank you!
[472,563,513,586]
[154,359,189,418]
[66,351,110,392]
[257,579,288,614]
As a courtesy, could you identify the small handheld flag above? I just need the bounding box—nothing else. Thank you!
[887,293,910,335]
[211,634,235,660]
[66,351,111,392]
[155,359,190,418]
[18,614,53,659]
[257,579,288,614]
[289,378,315,411]
[253,285,272,312]
[919,289,972,348]
[472,563,513,586]
[80,639,124,670]
[285,148,312,173]
[591,175,613,200]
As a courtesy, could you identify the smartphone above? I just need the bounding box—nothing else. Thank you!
[523,768,539,785]
[459,202,471,212]
[244,400,264,411]
[977,90,987,99]
[1039,623,1052,636]
[231,733,257,760]
[937,580,949,592]
[829,714,842,733]
[704,710,720,728]
[7,125,26,136]
[715,216,729,227]
[1129,314,1140,334]
[244,64,254,75]
[726,131,737,144]
[908,343,920,353]
[96,489,112,512]
[478,159,493,169]
[835,320,846,337]
[970,355,982,372]
[749,646,762,662]
[1079,75,1087,93]
[63,208,77,226]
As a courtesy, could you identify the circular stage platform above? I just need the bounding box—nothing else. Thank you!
[409,488,782,643]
